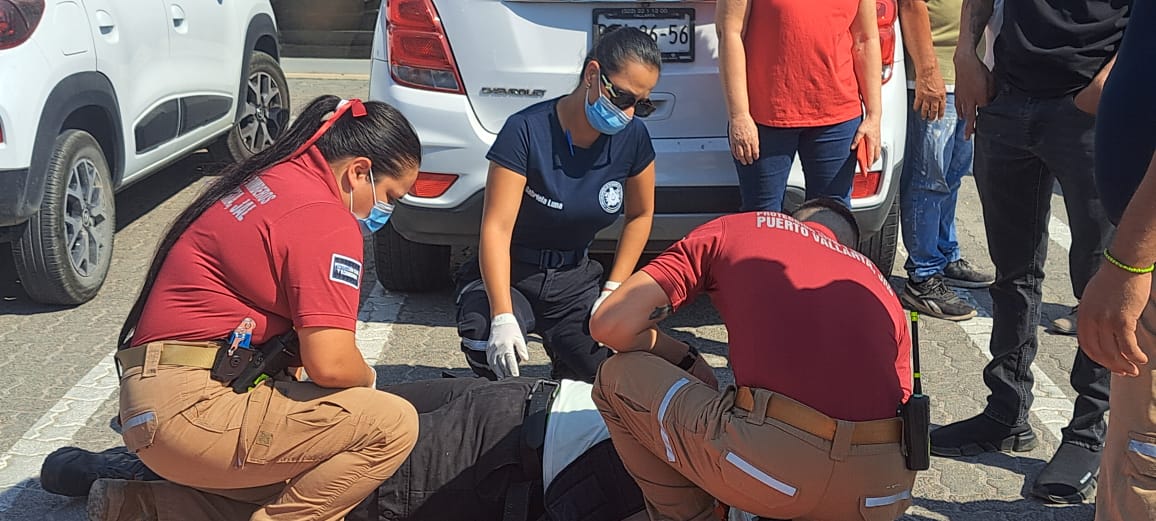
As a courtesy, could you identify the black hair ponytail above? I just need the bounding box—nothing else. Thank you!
[117,95,421,348]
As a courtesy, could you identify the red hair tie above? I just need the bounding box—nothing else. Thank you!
[290,98,367,158]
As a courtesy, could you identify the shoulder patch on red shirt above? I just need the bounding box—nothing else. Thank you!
[329,254,362,289]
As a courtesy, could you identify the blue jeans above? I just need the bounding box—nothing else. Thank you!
[899,91,973,281]
[734,116,860,212]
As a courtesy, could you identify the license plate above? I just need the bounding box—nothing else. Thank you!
[593,8,695,63]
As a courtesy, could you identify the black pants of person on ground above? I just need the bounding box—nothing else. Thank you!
[973,82,1114,450]
[455,254,611,383]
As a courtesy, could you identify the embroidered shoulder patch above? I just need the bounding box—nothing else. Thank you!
[330,254,362,289]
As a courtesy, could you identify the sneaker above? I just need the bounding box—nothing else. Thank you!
[943,259,995,288]
[930,414,1039,457]
[900,275,978,321]
[41,447,162,497]
[1050,305,1078,336]
[87,479,159,521]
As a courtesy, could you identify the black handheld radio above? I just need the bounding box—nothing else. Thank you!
[900,310,931,471]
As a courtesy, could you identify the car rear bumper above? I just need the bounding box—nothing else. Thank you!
[391,158,900,253]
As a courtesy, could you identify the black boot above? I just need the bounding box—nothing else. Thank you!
[40,446,162,497]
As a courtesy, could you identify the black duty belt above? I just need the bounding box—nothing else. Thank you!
[511,245,588,270]
[503,379,559,521]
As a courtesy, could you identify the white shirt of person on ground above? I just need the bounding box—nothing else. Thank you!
[542,380,612,489]
[544,380,761,520]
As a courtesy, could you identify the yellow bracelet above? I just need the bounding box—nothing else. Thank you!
[1104,249,1155,274]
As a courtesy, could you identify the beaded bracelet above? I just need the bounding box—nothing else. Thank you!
[1104,249,1155,274]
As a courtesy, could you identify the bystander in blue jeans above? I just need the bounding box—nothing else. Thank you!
[900,92,972,281]
[734,117,860,212]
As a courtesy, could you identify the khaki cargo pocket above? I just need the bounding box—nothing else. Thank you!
[859,490,913,521]
[179,397,245,434]
[1125,432,1156,514]
[717,450,800,513]
[244,381,357,465]
[120,409,158,453]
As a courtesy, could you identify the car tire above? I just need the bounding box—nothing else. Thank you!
[858,198,899,276]
[210,50,290,163]
[12,130,115,305]
[374,222,452,292]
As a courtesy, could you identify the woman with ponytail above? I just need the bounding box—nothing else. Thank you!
[97,96,423,521]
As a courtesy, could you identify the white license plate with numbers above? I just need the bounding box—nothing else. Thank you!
[593,7,695,63]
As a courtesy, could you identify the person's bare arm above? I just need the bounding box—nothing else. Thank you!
[1079,152,1156,376]
[1075,55,1118,115]
[898,0,947,120]
[716,0,759,165]
[953,0,996,138]
[479,163,527,318]
[606,163,656,284]
[298,327,376,388]
[590,272,719,388]
[850,0,884,166]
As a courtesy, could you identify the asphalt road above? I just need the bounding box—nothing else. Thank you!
[0,77,1100,521]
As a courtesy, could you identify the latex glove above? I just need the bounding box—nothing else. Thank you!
[488,313,529,379]
[591,281,621,317]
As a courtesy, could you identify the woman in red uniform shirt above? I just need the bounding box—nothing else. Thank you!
[718,0,884,213]
[101,96,423,521]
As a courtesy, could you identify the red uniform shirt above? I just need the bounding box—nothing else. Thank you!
[744,0,863,127]
[133,148,364,346]
[641,213,912,421]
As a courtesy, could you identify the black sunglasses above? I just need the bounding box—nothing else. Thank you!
[600,72,656,118]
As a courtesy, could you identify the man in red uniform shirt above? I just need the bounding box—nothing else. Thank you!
[590,198,918,521]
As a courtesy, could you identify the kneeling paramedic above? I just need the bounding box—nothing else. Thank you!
[45,377,657,521]
[589,199,925,521]
[108,96,423,521]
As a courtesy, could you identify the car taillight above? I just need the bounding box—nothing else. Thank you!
[0,0,44,50]
[877,0,897,84]
[386,0,464,94]
[852,170,883,199]
[409,172,458,198]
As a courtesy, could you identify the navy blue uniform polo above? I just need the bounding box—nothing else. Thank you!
[486,98,656,252]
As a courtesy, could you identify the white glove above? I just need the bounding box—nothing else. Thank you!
[488,313,529,379]
[591,281,621,317]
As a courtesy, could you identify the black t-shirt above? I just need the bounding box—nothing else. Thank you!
[1095,0,1155,224]
[486,98,656,252]
[994,0,1131,98]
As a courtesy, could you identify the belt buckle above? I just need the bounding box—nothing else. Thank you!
[528,378,559,401]
[539,250,565,269]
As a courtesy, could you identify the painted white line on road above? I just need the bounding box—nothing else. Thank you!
[357,282,407,366]
[0,353,119,496]
[0,282,404,507]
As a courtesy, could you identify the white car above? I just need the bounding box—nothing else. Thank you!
[0,0,290,305]
[369,0,905,290]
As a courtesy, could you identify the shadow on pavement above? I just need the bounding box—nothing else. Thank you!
[0,479,85,521]
[0,151,217,313]
[905,497,1093,521]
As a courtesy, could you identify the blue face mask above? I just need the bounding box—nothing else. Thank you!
[351,170,395,234]
[584,85,632,135]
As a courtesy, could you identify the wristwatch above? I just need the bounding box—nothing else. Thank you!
[677,343,700,371]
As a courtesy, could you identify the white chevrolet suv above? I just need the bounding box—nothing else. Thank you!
[369,0,906,291]
[0,0,289,305]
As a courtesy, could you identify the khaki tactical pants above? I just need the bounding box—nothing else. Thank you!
[1097,277,1156,520]
[593,352,917,521]
[116,342,418,521]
